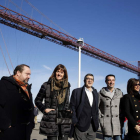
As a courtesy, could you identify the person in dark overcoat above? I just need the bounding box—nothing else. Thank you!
[123,78,140,140]
[35,64,71,140]
[0,64,34,140]
[69,73,99,140]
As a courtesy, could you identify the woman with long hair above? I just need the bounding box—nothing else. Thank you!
[35,64,71,140]
[123,78,140,140]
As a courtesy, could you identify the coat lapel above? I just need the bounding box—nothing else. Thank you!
[77,86,86,119]
[92,89,97,108]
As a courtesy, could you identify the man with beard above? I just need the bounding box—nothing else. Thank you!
[98,74,123,140]
[0,64,34,140]
[69,74,99,140]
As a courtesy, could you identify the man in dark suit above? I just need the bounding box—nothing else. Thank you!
[0,64,34,140]
[69,73,99,140]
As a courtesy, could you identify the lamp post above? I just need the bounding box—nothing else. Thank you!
[77,38,84,87]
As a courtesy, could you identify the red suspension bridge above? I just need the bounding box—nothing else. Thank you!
[0,5,140,76]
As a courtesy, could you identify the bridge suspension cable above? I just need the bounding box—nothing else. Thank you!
[0,28,14,70]
[8,0,30,17]
[0,44,11,75]
[24,0,73,36]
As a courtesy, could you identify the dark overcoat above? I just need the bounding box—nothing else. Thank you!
[69,86,99,138]
[123,92,140,139]
[0,76,34,140]
[35,80,71,136]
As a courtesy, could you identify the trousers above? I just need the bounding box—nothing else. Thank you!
[103,135,121,140]
[74,124,96,140]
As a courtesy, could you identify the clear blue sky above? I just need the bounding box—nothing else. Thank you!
[0,0,140,101]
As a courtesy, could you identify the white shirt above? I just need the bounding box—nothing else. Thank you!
[85,87,93,107]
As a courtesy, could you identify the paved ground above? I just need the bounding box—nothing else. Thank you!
[31,123,103,140]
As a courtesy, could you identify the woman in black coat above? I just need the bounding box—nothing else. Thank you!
[35,64,71,140]
[123,78,140,140]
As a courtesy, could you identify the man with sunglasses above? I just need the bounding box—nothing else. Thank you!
[98,74,123,140]
[69,74,99,140]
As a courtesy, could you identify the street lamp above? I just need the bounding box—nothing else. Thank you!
[77,38,84,87]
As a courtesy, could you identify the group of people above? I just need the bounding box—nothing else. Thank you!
[0,64,140,140]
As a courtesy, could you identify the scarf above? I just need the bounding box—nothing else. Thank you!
[13,76,30,99]
[51,77,68,104]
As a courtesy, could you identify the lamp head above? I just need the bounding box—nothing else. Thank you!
[77,38,84,47]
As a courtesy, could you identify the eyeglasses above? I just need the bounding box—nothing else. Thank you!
[86,78,94,81]
[134,84,140,86]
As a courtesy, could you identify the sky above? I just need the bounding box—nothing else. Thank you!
[0,0,140,101]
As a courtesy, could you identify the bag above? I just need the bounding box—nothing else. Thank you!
[34,107,38,116]
[56,110,72,125]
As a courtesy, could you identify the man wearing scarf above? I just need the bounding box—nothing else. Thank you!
[0,64,34,140]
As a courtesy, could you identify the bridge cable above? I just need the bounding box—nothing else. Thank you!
[0,28,14,70]
[24,0,73,36]
[9,0,71,35]
[8,0,38,66]
[0,45,11,75]
[20,0,24,14]
[9,0,30,17]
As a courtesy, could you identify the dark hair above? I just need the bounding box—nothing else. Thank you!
[105,74,115,82]
[50,64,68,79]
[127,78,139,95]
[84,73,94,83]
[13,64,30,75]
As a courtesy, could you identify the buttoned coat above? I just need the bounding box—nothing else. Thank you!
[123,92,140,138]
[69,86,99,138]
[0,76,34,140]
[98,88,123,136]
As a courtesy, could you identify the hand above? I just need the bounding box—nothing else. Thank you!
[45,108,55,113]
[135,125,140,133]
[66,110,72,113]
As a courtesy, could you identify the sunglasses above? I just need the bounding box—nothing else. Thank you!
[134,84,140,86]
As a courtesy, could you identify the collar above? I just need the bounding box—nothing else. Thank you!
[105,87,115,93]
[85,87,93,92]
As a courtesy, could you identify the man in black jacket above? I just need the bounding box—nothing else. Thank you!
[69,74,99,140]
[0,64,34,140]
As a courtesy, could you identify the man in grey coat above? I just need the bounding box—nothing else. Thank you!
[98,74,123,140]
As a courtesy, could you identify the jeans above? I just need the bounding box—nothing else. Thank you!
[103,135,121,140]
[122,120,128,140]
